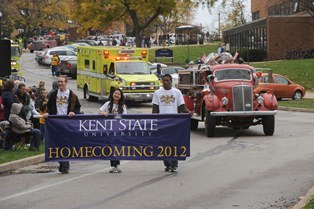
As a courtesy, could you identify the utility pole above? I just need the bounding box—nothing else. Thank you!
[218,12,221,39]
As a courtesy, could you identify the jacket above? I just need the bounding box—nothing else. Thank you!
[47,89,81,115]
[9,103,32,134]
[2,90,18,120]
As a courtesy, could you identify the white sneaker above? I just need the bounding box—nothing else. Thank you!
[109,166,121,173]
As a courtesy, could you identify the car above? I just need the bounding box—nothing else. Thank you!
[35,49,48,65]
[151,66,185,87]
[75,40,98,46]
[254,70,306,100]
[56,56,77,79]
[41,47,77,66]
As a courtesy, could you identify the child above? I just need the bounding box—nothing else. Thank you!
[99,88,127,173]
[38,89,48,141]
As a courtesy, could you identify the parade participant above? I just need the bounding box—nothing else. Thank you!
[99,88,127,173]
[44,75,81,174]
[152,74,190,173]
[51,53,60,77]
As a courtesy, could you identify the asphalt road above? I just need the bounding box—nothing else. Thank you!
[0,52,314,209]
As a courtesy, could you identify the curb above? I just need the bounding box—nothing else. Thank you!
[278,106,314,113]
[292,186,314,209]
[0,154,44,174]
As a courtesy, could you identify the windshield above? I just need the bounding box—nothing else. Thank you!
[116,62,150,74]
[11,47,20,56]
[214,69,252,81]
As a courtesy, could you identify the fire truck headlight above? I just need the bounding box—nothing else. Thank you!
[221,97,229,106]
[257,96,264,104]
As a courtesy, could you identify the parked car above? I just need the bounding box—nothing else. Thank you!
[254,69,306,100]
[42,47,77,66]
[56,56,77,79]
[151,66,185,87]
[75,40,98,46]
[35,49,48,65]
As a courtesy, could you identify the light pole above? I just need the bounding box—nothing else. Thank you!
[0,11,2,39]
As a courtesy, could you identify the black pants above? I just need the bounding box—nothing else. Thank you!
[163,160,178,168]
[59,161,70,171]
[110,160,120,167]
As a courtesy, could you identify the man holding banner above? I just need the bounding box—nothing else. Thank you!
[44,75,81,174]
[152,74,190,173]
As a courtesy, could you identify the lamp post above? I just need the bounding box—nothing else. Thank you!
[0,11,2,39]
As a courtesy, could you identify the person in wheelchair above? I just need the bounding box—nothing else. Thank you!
[9,103,41,151]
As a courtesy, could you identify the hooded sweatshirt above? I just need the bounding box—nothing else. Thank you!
[9,103,32,134]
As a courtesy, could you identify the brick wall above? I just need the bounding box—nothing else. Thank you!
[251,0,284,18]
[267,16,314,60]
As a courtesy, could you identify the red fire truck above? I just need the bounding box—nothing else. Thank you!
[178,64,278,137]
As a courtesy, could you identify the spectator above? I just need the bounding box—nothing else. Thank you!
[9,103,41,151]
[2,80,18,120]
[217,43,226,55]
[15,82,31,121]
[99,88,127,173]
[44,75,81,174]
[152,74,190,173]
[38,88,48,141]
[48,81,58,99]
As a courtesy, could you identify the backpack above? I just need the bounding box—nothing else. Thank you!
[51,56,59,66]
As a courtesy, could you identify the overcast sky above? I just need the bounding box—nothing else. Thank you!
[192,0,251,33]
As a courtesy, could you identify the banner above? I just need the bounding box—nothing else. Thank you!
[45,114,190,161]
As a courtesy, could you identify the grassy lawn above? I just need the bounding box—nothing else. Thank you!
[0,143,45,164]
[278,99,314,109]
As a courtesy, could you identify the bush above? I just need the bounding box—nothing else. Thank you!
[236,49,267,62]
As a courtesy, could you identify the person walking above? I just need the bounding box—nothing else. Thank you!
[152,74,190,173]
[44,75,81,174]
[50,53,60,77]
[99,88,127,173]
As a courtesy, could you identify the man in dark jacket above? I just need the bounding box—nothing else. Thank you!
[44,75,81,174]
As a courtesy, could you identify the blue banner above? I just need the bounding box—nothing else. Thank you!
[45,114,190,161]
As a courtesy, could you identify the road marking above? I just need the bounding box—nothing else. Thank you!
[0,161,128,202]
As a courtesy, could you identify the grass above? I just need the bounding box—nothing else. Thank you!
[303,196,314,209]
[0,143,45,164]
[278,99,314,109]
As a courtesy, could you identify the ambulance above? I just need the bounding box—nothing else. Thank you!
[11,42,22,76]
[77,46,159,102]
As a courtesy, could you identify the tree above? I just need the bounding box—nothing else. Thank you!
[267,0,314,17]
[220,0,247,31]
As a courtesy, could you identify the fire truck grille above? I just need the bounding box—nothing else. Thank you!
[232,85,253,111]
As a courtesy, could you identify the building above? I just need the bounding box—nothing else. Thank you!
[223,0,314,60]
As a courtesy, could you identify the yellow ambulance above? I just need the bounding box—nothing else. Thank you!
[77,46,159,102]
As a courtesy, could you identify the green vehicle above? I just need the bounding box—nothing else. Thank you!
[11,42,22,76]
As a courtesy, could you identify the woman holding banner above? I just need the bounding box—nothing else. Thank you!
[99,88,127,173]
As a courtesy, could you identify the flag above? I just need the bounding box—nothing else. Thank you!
[201,53,206,62]
[233,51,239,61]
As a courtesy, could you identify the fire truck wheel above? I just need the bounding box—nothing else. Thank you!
[262,115,275,136]
[205,110,216,137]
[190,119,198,130]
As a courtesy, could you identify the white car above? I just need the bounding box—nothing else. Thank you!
[151,66,185,87]
[42,47,77,66]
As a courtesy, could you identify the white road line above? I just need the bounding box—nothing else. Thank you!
[0,161,129,202]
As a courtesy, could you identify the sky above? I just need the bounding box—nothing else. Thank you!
[192,0,251,33]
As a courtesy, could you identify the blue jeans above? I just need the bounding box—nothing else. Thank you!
[51,66,57,76]
[29,128,41,149]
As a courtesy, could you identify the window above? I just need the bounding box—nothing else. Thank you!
[92,60,96,70]
[275,75,289,84]
[252,11,259,21]
[109,62,115,75]
[85,60,90,69]
[66,50,76,56]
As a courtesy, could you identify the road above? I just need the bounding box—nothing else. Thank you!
[0,52,314,209]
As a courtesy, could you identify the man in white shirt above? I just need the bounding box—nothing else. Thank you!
[152,74,190,172]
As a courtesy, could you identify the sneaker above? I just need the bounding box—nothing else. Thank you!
[171,167,178,173]
[109,166,121,173]
[165,166,171,172]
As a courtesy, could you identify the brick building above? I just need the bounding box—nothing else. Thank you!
[223,0,314,60]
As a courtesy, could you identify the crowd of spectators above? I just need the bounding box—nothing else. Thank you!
[0,79,57,151]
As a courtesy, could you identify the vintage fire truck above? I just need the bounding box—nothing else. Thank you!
[178,64,278,137]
